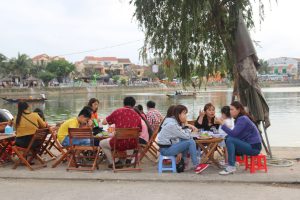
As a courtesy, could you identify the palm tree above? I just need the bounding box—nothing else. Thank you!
[9,53,33,82]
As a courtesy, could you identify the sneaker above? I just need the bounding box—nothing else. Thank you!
[219,166,236,175]
[194,163,209,174]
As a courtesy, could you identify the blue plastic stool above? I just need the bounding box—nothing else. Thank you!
[158,155,177,173]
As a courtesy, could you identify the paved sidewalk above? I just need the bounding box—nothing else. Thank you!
[0,147,299,184]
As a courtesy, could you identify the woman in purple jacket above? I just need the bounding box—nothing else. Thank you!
[215,101,262,175]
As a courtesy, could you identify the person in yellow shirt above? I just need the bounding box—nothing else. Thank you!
[58,106,93,146]
[14,102,47,148]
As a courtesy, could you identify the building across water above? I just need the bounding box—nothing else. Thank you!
[267,57,300,80]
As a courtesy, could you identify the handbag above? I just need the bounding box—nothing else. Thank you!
[176,157,185,173]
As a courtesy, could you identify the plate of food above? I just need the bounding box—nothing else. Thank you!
[198,133,213,139]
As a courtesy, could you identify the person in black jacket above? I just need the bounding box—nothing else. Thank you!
[194,103,219,131]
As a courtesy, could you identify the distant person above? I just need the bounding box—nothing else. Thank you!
[100,96,142,168]
[194,103,219,131]
[133,107,152,144]
[146,100,163,132]
[14,102,47,148]
[215,101,262,175]
[157,105,209,174]
[57,106,93,146]
[135,104,147,120]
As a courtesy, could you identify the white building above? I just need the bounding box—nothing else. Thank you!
[267,57,300,79]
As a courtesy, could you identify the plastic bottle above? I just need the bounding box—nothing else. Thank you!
[4,125,13,134]
[93,119,99,127]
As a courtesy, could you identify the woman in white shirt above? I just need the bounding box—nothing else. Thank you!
[217,106,234,165]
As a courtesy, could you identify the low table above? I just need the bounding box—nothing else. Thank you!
[195,137,223,168]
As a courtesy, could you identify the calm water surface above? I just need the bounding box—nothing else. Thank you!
[1,87,299,147]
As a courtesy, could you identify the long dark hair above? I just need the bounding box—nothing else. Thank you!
[230,101,254,122]
[87,98,99,112]
[16,102,29,127]
[158,105,176,132]
[133,107,153,136]
[203,103,215,124]
[174,105,188,125]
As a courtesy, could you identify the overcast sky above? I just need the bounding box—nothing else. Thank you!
[0,0,299,64]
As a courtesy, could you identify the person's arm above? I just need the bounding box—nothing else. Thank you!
[221,117,247,137]
[197,110,205,125]
[103,111,116,125]
[168,124,191,140]
[37,114,47,128]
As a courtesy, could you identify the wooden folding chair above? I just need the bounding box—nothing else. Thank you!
[37,127,58,162]
[139,128,160,163]
[112,128,141,172]
[51,127,71,168]
[12,128,49,171]
[66,127,100,172]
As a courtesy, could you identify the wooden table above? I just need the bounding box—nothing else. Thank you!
[195,137,223,168]
[0,134,16,163]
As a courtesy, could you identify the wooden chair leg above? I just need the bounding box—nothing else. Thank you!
[52,149,71,168]
[12,147,33,171]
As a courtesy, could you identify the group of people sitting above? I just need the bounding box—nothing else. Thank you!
[157,102,262,175]
[13,96,262,175]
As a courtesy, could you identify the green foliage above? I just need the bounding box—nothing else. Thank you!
[9,53,33,78]
[37,71,56,86]
[258,59,269,74]
[131,0,267,82]
[0,53,9,75]
[120,78,127,85]
[112,75,120,83]
[46,60,75,82]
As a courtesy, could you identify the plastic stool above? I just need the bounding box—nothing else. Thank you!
[158,155,176,173]
[245,154,268,173]
[236,155,247,165]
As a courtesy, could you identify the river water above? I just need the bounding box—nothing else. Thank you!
[1,87,299,147]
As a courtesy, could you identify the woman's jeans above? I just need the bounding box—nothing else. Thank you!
[159,139,199,166]
[61,136,91,147]
[226,136,261,166]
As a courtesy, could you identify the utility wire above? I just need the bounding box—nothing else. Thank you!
[56,39,142,57]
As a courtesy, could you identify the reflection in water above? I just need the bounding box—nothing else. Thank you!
[1,87,299,147]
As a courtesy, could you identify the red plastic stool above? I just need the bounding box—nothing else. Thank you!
[235,155,247,165]
[245,154,268,173]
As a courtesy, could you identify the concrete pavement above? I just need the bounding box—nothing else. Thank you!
[0,147,299,185]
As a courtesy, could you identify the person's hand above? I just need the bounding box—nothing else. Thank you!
[87,119,93,127]
[186,124,198,132]
[214,117,224,125]
[199,110,205,118]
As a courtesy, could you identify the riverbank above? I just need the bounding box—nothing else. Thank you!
[1,80,300,96]
[0,85,183,96]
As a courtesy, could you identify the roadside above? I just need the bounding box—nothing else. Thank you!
[0,147,299,185]
[0,178,299,200]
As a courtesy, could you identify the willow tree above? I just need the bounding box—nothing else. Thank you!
[131,0,266,86]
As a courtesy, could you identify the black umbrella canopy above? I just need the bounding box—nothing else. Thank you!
[234,12,270,128]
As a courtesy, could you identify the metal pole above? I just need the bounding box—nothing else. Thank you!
[262,121,273,158]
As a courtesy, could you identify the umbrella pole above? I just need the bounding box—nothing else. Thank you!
[258,122,269,155]
[262,121,273,158]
